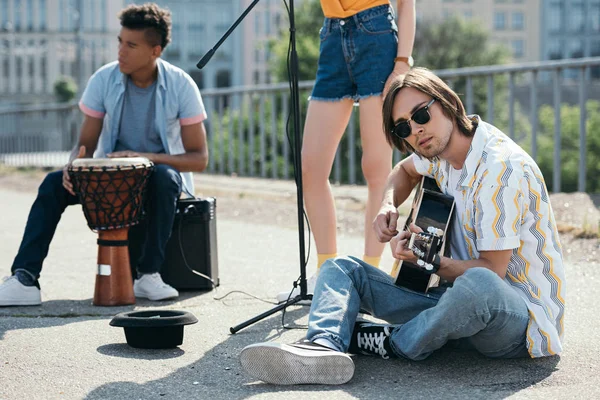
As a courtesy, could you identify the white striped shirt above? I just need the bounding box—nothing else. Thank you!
[412,117,566,358]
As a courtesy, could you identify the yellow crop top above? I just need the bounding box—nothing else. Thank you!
[320,0,391,19]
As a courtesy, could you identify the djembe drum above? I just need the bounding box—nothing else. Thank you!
[69,157,154,306]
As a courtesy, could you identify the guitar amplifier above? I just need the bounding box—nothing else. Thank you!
[128,197,219,291]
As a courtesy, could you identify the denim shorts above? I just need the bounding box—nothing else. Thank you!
[311,4,398,102]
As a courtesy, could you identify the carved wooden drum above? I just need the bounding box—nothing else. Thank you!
[69,157,153,306]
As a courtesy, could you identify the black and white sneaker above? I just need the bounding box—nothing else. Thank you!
[348,321,396,359]
[240,339,354,385]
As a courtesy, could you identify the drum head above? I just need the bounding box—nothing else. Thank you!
[71,157,152,170]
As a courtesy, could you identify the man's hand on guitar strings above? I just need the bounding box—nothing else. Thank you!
[373,203,400,242]
[390,223,423,263]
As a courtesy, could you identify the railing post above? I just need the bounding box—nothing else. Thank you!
[486,75,494,124]
[553,69,561,193]
[270,92,278,179]
[348,110,356,185]
[282,94,289,179]
[530,70,538,160]
[466,77,474,115]
[578,67,588,192]
[259,94,266,178]
[508,72,515,139]
[238,93,245,176]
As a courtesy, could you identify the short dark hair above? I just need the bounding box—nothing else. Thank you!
[382,67,476,154]
[118,3,172,49]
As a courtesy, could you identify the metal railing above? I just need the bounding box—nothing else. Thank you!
[1,57,599,192]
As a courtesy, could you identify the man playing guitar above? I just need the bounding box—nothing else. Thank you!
[239,68,565,385]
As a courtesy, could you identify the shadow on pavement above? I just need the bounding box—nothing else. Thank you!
[83,306,559,400]
[0,290,213,340]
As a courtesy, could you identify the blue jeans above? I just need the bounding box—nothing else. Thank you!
[312,4,398,101]
[307,256,530,360]
[11,164,182,281]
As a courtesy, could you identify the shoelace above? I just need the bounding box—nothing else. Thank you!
[357,329,390,359]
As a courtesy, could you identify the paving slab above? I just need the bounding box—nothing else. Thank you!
[0,175,598,400]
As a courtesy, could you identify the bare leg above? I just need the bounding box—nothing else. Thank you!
[358,96,393,259]
[301,99,354,257]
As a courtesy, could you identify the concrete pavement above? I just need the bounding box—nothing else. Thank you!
[0,173,598,400]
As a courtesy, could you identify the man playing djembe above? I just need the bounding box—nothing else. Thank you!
[0,3,208,306]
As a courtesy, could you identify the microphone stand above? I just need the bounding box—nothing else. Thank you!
[197,0,310,334]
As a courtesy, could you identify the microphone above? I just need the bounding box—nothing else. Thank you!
[196,49,215,69]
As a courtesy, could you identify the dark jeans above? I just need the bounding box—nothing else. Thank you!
[11,164,182,281]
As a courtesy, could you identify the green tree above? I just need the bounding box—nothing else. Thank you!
[536,101,600,193]
[269,0,323,83]
[53,76,78,103]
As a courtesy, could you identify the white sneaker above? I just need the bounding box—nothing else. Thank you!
[133,273,179,301]
[0,276,42,306]
[240,340,354,385]
[276,273,317,304]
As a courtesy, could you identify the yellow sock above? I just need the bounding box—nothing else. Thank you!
[317,253,338,270]
[363,255,381,268]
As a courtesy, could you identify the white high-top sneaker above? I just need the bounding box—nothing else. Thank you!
[0,276,42,306]
[133,273,179,301]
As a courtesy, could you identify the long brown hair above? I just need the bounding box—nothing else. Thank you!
[382,67,475,154]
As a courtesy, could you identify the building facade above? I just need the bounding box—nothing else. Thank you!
[0,0,123,104]
[0,0,292,104]
[541,0,600,71]
[418,0,541,62]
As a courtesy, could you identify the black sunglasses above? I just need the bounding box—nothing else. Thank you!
[392,98,436,139]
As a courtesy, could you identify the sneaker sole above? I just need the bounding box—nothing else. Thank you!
[133,291,178,301]
[240,343,354,385]
[0,299,41,306]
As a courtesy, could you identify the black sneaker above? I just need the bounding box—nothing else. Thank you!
[348,321,396,359]
[240,339,354,385]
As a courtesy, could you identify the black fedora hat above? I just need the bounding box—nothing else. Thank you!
[110,310,198,349]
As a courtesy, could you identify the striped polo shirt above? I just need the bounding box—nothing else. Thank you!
[411,116,566,358]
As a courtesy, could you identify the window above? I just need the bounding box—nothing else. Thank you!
[264,10,271,35]
[14,1,22,31]
[216,70,231,88]
[569,39,584,58]
[1,0,8,31]
[39,0,47,31]
[189,70,204,89]
[254,13,261,34]
[549,2,563,32]
[464,10,472,19]
[512,12,524,30]
[188,24,205,60]
[164,25,181,60]
[27,0,34,30]
[590,2,600,32]
[568,2,585,33]
[512,39,524,58]
[494,12,506,30]
[547,38,563,60]
[2,56,8,78]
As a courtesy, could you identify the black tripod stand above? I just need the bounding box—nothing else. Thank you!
[197,0,310,334]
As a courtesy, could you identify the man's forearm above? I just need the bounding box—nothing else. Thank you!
[145,151,208,173]
[436,257,501,282]
[383,162,417,208]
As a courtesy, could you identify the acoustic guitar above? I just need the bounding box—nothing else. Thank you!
[390,176,455,293]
